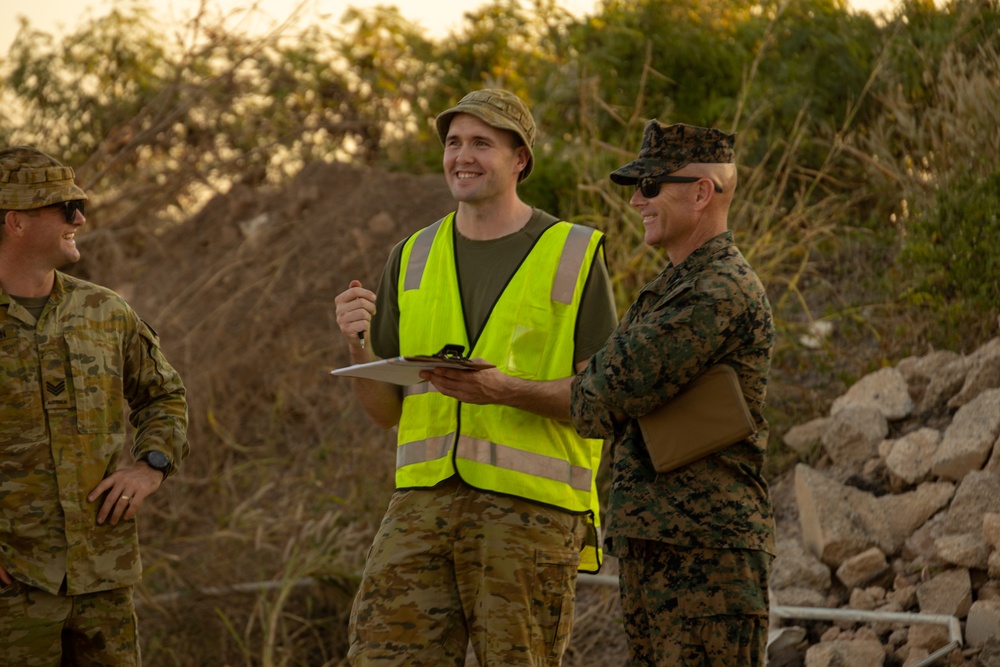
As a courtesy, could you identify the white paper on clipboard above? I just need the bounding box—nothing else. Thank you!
[330,350,494,386]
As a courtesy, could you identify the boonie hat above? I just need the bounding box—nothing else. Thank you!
[0,146,88,210]
[610,121,735,185]
[434,89,536,181]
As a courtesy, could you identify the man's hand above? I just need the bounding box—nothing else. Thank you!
[87,463,164,526]
[421,366,576,422]
[420,366,510,405]
[335,279,376,361]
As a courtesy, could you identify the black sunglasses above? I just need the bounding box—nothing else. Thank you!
[1,200,85,225]
[53,199,86,223]
[635,175,723,198]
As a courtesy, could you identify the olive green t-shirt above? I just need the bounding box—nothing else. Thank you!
[370,209,618,365]
[10,294,49,321]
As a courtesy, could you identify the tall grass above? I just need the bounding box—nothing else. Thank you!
[561,5,998,475]
[859,36,1000,349]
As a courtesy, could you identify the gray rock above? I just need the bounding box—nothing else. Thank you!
[931,389,1000,480]
[832,366,914,420]
[821,406,888,468]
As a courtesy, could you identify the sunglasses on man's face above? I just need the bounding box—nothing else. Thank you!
[635,175,723,199]
[1,200,85,225]
[53,199,86,223]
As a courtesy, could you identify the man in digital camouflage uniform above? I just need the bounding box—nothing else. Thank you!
[570,121,775,666]
[0,146,189,666]
[334,89,618,666]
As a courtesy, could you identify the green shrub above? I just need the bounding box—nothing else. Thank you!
[902,170,1000,315]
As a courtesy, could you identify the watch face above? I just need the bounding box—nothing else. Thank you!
[145,451,170,470]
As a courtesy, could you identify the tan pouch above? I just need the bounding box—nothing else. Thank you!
[637,364,756,473]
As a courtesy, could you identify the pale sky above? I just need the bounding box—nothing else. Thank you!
[1,0,898,57]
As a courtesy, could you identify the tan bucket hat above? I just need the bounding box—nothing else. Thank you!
[0,146,88,210]
[434,89,536,182]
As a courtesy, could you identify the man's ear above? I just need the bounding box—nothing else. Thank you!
[694,179,718,209]
[3,210,29,236]
[514,146,529,173]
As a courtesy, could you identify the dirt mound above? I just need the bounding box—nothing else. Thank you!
[133,161,456,447]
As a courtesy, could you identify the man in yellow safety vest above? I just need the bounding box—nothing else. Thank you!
[334,89,617,666]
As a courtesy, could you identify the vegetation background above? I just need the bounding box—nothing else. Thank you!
[2,0,998,663]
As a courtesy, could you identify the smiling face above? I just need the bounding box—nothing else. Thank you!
[20,203,86,268]
[628,164,736,263]
[629,171,701,252]
[442,113,528,205]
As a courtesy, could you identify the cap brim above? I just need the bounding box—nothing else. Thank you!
[435,105,526,146]
[434,109,459,145]
[610,159,657,185]
[609,165,640,185]
[0,182,88,210]
[609,156,688,186]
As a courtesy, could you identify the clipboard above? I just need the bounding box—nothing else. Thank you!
[637,364,756,473]
[330,344,495,386]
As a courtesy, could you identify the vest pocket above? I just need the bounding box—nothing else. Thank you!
[65,330,125,434]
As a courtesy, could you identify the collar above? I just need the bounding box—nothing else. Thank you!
[643,231,735,295]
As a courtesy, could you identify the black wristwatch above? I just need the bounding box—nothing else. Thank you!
[141,451,172,479]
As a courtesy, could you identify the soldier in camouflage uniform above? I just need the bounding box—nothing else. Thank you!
[570,121,776,666]
[0,146,189,666]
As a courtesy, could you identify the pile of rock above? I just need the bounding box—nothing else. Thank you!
[769,336,1000,667]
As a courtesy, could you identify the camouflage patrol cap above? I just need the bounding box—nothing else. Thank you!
[435,89,536,181]
[0,146,88,210]
[610,120,736,185]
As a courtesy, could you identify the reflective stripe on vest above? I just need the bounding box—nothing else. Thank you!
[458,436,593,492]
[403,218,595,303]
[552,223,595,304]
[397,434,592,493]
[397,434,452,468]
[403,218,442,291]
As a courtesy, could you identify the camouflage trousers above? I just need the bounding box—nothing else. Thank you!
[348,477,588,667]
[616,539,771,667]
[0,578,139,666]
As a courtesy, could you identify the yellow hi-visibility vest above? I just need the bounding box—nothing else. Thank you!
[396,213,605,572]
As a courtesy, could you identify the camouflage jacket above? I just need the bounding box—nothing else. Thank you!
[0,271,188,595]
[571,232,776,556]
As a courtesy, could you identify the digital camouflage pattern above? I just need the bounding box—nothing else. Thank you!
[0,270,188,596]
[570,231,775,555]
[618,540,769,666]
[0,146,89,210]
[434,89,536,181]
[570,231,774,663]
[348,478,586,667]
[610,121,736,185]
[0,580,139,666]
